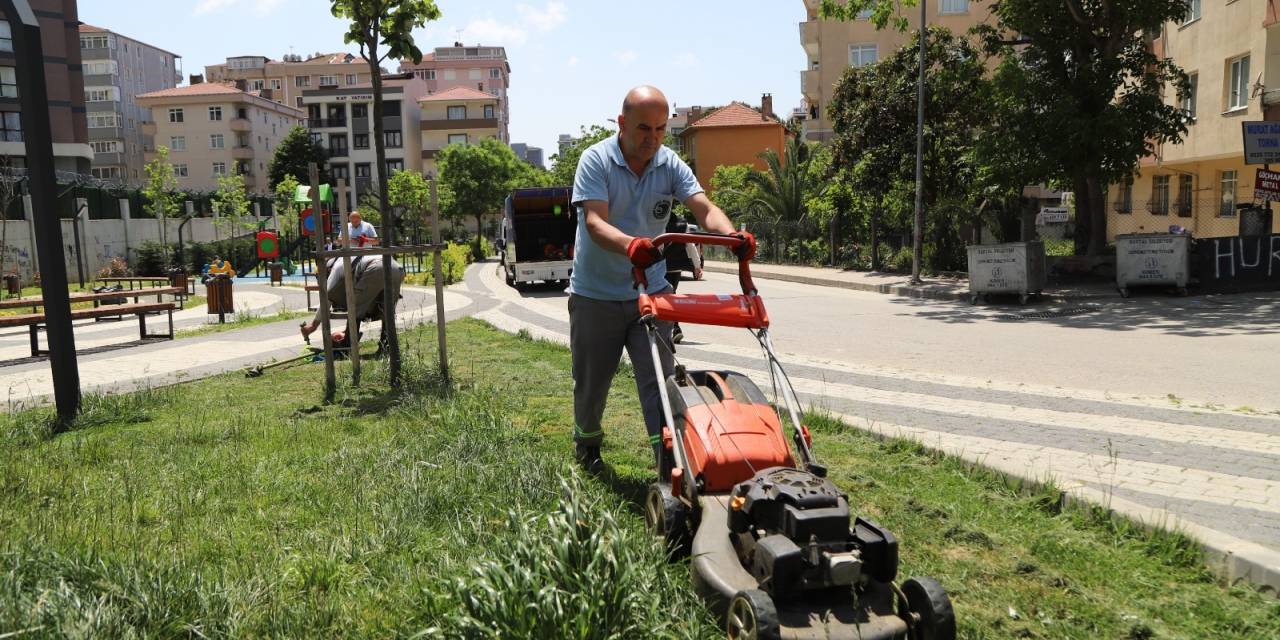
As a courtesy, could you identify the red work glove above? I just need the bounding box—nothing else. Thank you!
[732,231,757,261]
[626,236,663,269]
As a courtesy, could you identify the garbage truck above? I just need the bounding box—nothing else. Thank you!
[498,187,576,289]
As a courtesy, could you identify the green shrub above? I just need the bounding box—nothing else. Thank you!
[407,242,472,286]
[133,241,175,276]
[96,256,131,278]
[890,246,913,273]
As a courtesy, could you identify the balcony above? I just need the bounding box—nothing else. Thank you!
[327,146,350,159]
[231,146,255,160]
[307,118,348,129]
[800,21,819,55]
[141,122,157,136]
[421,149,439,159]
[94,152,125,165]
[421,117,498,131]
[229,118,252,132]
[801,69,820,101]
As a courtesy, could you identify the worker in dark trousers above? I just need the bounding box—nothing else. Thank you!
[300,255,405,353]
[663,214,704,344]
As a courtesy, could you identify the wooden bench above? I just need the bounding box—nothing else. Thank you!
[98,276,196,296]
[0,301,178,357]
[0,287,185,314]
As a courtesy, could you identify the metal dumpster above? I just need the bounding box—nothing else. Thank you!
[966,241,1046,304]
[1115,233,1190,297]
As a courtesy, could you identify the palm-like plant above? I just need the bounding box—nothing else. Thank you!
[739,136,825,261]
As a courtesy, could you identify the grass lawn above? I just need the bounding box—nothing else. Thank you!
[176,305,309,339]
[1,319,1277,638]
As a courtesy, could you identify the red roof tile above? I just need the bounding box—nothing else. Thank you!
[78,24,108,33]
[419,86,498,102]
[684,102,780,131]
[137,83,246,99]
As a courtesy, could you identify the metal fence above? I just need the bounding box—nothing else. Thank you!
[1,181,277,221]
[1107,196,1258,239]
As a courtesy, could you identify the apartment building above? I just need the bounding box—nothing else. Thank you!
[301,74,427,208]
[679,97,787,191]
[205,52,375,110]
[400,43,510,143]
[1108,0,1280,239]
[418,86,500,177]
[137,81,303,192]
[510,142,544,168]
[0,0,92,175]
[798,0,993,142]
[79,24,181,185]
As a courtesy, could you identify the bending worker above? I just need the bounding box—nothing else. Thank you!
[568,85,752,473]
[300,254,405,348]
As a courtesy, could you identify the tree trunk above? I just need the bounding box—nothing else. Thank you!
[1072,174,1090,256]
[829,211,837,267]
[1086,175,1107,256]
[473,212,483,254]
[870,208,880,271]
[368,49,400,387]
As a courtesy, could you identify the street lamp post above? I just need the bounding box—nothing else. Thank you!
[2,0,80,422]
[911,0,927,285]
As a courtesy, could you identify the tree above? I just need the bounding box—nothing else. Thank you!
[975,1,1192,255]
[0,156,24,276]
[212,173,253,235]
[437,137,525,250]
[272,174,300,233]
[740,137,826,262]
[709,164,759,219]
[387,169,429,231]
[548,125,614,186]
[268,126,329,189]
[828,27,993,271]
[142,145,181,266]
[332,0,442,389]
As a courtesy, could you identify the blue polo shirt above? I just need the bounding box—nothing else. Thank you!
[569,135,703,300]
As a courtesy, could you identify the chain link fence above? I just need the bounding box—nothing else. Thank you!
[1107,196,1250,239]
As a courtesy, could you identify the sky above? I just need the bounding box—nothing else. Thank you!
[77,0,810,165]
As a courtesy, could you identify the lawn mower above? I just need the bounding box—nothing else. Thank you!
[636,231,955,640]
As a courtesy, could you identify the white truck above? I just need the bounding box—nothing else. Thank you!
[498,187,576,289]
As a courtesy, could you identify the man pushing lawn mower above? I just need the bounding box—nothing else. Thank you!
[567,85,748,474]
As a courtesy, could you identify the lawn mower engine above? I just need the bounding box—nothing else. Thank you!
[727,467,899,600]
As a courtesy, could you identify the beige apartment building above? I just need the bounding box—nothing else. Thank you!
[418,86,500,176]
[798,0,993,142]
[205,53,375,110]
[138,81,303,193]
[400,44,511,143]
[1108,0,1280,239]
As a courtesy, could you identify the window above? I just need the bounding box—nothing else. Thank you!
[1150,176,1170,215]
[383,130,402,148]
[168,108,184,123]
[490,67,500,79]
[469,69,482,80]
[484,104,495,119]
[1184,0,1200,24]
[79,34,111,49]
[1229,55,1250,110]
[83,60,118,75]
[308,132,323,146]
[0,112,20,141]
[169,135,185,151]
[849,44,878,68]
[296,97,303,108]
[423,69,436,80]
[329,133,348,155]
[209,106,223,121]
[353,133,369,149]
[91,167,121,180]
[271,79,282,90]
[295,75,311,87]
[447,105,467,120]
[448,133,467,145]
[1176,175,1193,216]
[1220,170,1238,216]
[90,140,120,153]
[352,104,368,118]
[0,20,12,53]
[381,100,401,117]
[0,66,15,98]
[236,134,249,147]
[248,79,265,91]
[939,0,968,14]
[385,159,403,173]
[212,162,227,176]
[84,86,119,102]
[443,69,456,80]
[331,164,350,180]
[354,163,371,178]
[173,164,188,177]
[87,112,118,128]
[345,73,357,85]
[210,133,224,149]
[1181,74,1197,120]
[319,75,337,86]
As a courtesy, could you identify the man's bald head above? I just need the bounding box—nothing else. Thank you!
[621,85,669,117]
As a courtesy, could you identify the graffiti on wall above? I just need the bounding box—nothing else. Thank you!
[1194,234,1280,291]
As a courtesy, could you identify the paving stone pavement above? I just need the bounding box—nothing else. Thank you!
[463,260,1280,593]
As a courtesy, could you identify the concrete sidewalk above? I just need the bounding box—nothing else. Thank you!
[705,260,1117,303]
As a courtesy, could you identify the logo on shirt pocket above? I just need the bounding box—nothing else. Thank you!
[652,199,671,220]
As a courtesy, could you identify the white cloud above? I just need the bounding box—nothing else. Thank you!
[517,1,568,32]
[567,56,579,67]
[614,50,638,65]
[460,18,528,46]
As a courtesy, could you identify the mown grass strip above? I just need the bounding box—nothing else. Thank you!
[0,318,1277,639]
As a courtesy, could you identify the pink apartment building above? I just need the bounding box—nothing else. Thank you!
[399,43,510,143]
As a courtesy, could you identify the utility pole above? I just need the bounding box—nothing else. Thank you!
[911,0,927,285]
[4,0,80,423]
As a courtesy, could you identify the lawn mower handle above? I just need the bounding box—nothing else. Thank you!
[632,231,758,296]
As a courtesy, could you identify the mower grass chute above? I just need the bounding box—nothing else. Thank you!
[635,231,956,640]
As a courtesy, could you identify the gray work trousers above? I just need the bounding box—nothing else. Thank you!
[569,291,674,458]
